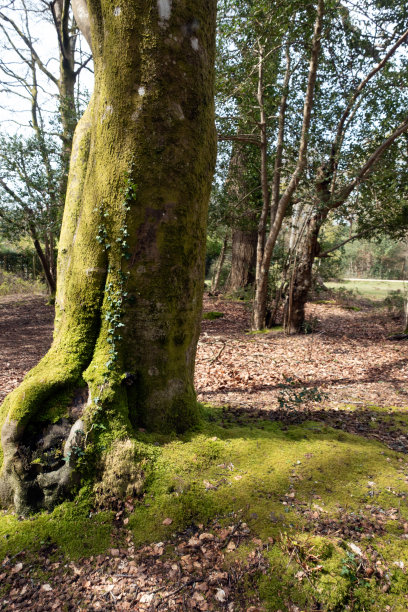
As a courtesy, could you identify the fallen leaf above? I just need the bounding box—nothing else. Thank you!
[215,588,227,602]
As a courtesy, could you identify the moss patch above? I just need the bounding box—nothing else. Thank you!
[0,494,113,560]
[1,405,408,609]
[202,311,225,320]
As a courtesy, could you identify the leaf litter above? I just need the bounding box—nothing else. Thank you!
[1,294,408,609]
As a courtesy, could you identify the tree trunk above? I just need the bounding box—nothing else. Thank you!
[227,228,257,292]
[33,237,56,294]
[223,141,260,294]
[0,0,217,514]
[284,213,325,333]
[52,0,78,200]
[211,233,228,293]
[252,0,324,330]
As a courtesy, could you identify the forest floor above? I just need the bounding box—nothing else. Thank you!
[1,293,407,411]
[0,293,408,611]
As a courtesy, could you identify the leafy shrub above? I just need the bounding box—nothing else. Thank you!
[384,289,405,312]
[277,376,327,409]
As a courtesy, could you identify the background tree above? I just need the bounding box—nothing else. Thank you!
[216,0,408,332]
[0,0,91,291]
[283,13,408,332]
[216,0,325,329]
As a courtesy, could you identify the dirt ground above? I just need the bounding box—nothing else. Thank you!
[0,293,407,411]
[1,293,408,611]
[0,295,54,404]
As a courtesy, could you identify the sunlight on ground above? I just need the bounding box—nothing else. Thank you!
[1,405,408,610]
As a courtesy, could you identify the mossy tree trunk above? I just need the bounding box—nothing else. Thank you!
[0,0,217,514]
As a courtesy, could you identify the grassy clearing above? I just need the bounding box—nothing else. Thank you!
[0,269,45,297]
[1,405,408,609]
[326,279,406,301]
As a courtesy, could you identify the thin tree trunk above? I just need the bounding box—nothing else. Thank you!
[211,233,228,293]
[252,0,324,329]
[51,0,78,201]
[31,234,56,294]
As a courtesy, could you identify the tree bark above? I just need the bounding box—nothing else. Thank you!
[0,0,217,514]
[51,0,78,200]
[228,228,257,292]
[284,213,325,333]
[224,141,259,293]
[211,233,228,293]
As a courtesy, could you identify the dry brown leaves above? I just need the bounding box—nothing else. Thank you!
[197,297,408,411]
[0,518,268,611]
[1,294,407,413]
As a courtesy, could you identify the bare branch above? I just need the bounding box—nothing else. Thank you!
[0,10,58,84]
[317,233,364,257]
[217,134,261,147]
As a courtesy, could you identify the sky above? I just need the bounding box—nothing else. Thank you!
[0,1,93,136]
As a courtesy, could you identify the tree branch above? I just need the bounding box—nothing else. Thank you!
[217,134,261,147]
[336,116,408,205]
[330,25,408,171]
[0,11,58,84]
[263,0,324,260]
[317,233,364,258]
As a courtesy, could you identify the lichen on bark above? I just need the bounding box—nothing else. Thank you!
[0,0,217,514]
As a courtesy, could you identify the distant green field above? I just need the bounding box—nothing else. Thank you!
[326,278,406,300]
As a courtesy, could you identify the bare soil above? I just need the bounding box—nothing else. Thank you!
[0,295,54,405]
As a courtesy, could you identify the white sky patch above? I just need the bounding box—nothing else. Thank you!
[157,0,172,23]
[190,37,199,51]
[138,86,146,96]
[114,6,121,16]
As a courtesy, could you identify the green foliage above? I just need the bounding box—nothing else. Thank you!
[205,234,223,275]
[338,237,408,281]
[384,289,406,312]
[0,131,63,243]
[277,377,328,410]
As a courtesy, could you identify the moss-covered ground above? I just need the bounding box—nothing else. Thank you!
[1,404,408,610]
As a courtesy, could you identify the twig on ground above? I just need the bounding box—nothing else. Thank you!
[210,341,226,364]
[222,520,242,550]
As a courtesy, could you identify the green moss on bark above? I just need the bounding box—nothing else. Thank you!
[0,0,217,512]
